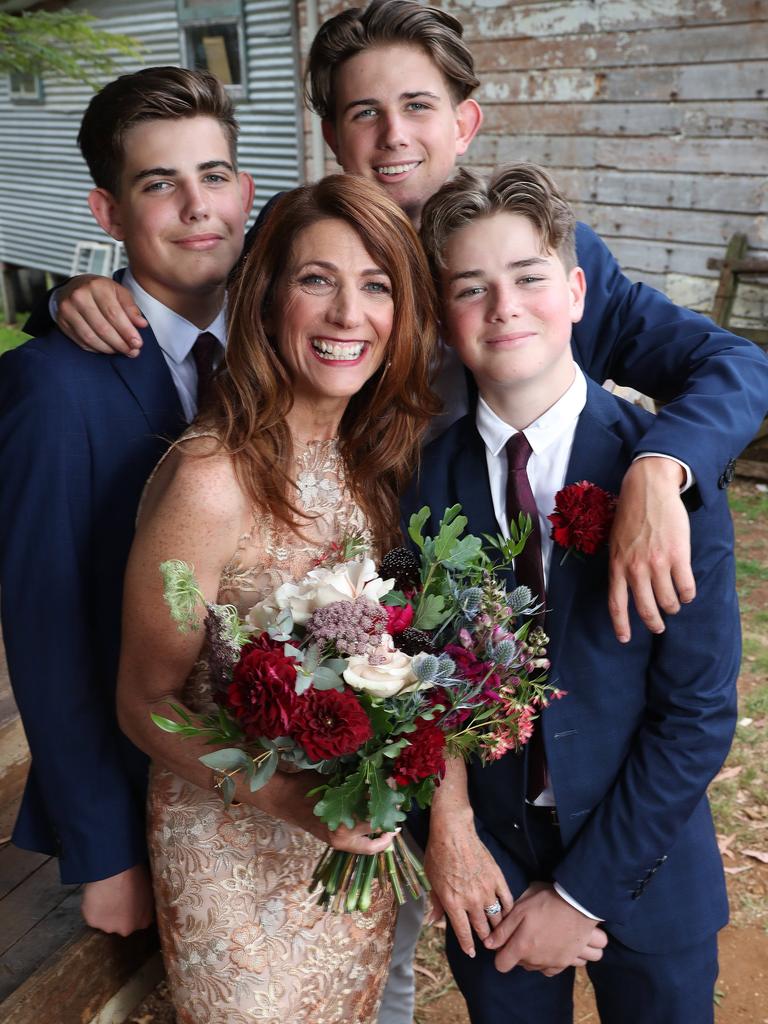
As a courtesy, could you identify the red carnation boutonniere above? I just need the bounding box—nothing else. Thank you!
[548,480,617,564]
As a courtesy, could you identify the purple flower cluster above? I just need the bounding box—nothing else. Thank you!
[306,596,388,656]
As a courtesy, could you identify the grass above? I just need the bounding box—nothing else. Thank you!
[0,312,30,355]
[729,490,768,523]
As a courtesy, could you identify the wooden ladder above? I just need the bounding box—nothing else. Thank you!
[708,234,768,481]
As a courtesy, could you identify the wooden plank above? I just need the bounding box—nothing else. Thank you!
[0,857,76,957]
[736,459,768,481]
[471,133,767,175]
[481,100,768,138]
[477,61,768,104]
[0,926,158,1024]
[554,168,766,216]
[471,21,768,71]
[441,0,766,41]
[0,890,84,1003]
[0,846,48,903]
[570,201,757,247]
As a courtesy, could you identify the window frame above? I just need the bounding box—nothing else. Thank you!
[176,0,247,100]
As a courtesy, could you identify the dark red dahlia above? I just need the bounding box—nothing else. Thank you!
[392,719,446,787]
[547,480,617,556]
[290,687,373,762]
[225,632,298,740]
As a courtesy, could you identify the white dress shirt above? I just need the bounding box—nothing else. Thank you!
[122,270,226,423]
[475,366,602,920]
[476,366,587,578]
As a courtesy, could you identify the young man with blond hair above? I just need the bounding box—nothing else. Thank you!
[408,162,739,1023]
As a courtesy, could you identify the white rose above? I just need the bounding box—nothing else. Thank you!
[343,634,422,698]
[308,557,394,610]
[246,579,316,629]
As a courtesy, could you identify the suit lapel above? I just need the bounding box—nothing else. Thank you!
[545,381,626,670]
[110,323,186,440]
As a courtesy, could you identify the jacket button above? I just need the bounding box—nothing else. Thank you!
[718,458,736,489]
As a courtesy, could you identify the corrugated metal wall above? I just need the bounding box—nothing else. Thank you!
[0,0,302,277]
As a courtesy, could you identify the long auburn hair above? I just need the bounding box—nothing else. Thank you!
[205,174,440,551]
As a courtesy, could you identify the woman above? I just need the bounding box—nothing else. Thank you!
[117,175,439,1024]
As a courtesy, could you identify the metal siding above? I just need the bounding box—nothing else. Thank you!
[0,0,302,277]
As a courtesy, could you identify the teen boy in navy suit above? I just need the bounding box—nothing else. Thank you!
[0,67,254,935]
[405,164,741,1023]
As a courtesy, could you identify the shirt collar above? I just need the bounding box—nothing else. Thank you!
[476,364,587,457]
[122,268,227,364]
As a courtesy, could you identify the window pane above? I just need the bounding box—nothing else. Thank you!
[186,22,241,85]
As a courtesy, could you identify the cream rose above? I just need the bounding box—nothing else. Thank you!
[343,634,422,698]
[246,579,316,629]
[308,558,394,610]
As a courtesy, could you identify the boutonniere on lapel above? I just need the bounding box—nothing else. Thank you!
[548,481,617,565]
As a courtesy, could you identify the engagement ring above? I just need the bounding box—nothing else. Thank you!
[484,900,502,917]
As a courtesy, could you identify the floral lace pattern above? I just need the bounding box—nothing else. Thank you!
[147,438,394,1023]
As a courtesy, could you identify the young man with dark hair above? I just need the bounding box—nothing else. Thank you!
[409,162,739,1023]
[0,66,253,935]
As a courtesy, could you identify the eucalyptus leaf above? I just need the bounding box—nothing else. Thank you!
[312,666,345,691]
[303,644,321,672]
[199,747,252,772]
[295,670,313,696]
[217,775,237,807]
[284,642,303,662]
[248,750,279,791]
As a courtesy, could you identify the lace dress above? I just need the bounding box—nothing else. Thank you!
[146,439,396,1024]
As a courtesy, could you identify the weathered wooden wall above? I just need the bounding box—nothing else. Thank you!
[298,0,768,328]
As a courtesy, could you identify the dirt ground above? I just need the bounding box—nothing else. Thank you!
[129,482,768,1024]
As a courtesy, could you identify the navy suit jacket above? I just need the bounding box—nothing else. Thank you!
[0,322,186,883]
[403,378,740,953]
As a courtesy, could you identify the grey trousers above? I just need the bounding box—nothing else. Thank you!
[377,892,426,1024]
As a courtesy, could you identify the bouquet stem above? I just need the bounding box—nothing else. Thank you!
[310,833,430,914]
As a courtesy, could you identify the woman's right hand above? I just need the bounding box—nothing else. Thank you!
[55,274,147,355]
[266,770,397,855]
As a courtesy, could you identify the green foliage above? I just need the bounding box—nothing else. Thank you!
[0,11,140,87]
[160,560,205,632]
[0,315,30,355]
[313,770,368,830]
[366,766,406,832]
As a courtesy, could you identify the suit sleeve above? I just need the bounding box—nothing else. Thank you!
[22,284,61,336]
[0,345,147,883]
[552,500,740,923]
[573,222,768,506]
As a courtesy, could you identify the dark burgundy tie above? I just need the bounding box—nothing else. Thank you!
[505,431,547,800]
[192,331,218,412]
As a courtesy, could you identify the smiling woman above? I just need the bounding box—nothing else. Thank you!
[116,174,440,1023]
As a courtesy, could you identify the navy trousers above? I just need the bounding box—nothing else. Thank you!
[447,813,719,1024]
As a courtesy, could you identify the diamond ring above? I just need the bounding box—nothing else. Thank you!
[484,900,502,916]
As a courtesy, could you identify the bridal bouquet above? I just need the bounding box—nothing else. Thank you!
[154,506,561,913]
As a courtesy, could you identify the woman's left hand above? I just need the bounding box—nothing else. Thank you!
[424,820,513,957]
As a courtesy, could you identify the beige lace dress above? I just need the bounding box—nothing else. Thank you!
[146,438,396,1024]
